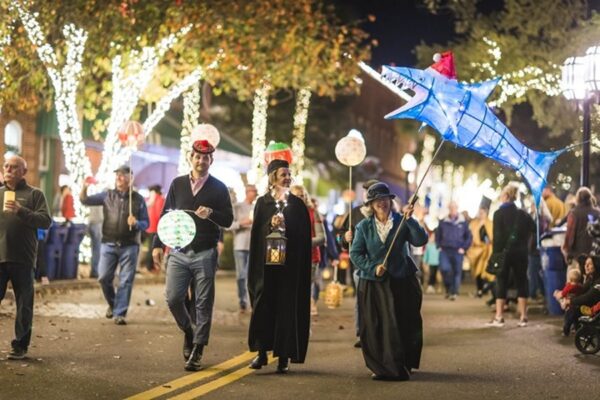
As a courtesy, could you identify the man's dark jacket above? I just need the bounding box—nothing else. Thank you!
[0,179,52,267]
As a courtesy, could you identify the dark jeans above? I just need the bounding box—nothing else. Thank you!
[527,254,544,299]
[563,306,581,335]
[439,250,464,295]
[0,262,35,351]
[428,265,439,286]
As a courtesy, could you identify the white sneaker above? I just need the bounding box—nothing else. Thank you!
[485,317,505,327]
[426,285,435,294]
[517,319,528,327]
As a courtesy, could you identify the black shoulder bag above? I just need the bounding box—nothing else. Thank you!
[486,213,519,276]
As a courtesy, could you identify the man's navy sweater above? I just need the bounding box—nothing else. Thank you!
[153,174,233,252]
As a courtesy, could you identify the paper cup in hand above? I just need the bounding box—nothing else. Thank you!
[3,191,15,211]
[157,210,196,249]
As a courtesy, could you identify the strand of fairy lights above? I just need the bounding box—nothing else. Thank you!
[10,2,92,217]
[178,83,201,174]
[0,33,11,92]
[471,37,561,107]
[291,87,312,183]
[110,67,203,169]
[96,25,192,187]
[248,80,271,184]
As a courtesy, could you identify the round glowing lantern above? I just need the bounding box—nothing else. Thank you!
[118,121,145,148]
[264,141,293,165]
[191,123,220,148]
[157,210,196,249]
[335,134,366,167]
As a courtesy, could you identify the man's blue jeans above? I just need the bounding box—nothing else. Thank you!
[88,222,102,278]
[0,262,35,351]
[233,250,249,308]
[166,248,217,346]
[439,249,464,296]
[98,243,139,317]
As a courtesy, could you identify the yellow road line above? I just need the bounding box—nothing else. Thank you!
[125,351,255,400]
[167,356,276,400]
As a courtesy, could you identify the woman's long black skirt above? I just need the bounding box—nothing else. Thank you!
[357,275,423,379]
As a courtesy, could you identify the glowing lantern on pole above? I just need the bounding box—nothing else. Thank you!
[264,141,293,165]
[328,129,366,309]
[191,123,221,148]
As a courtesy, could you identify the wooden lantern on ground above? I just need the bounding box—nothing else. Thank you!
[325,277,343,309]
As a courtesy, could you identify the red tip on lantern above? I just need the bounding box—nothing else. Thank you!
[118,121,145,148]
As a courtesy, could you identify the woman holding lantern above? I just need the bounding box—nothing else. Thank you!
[350,182,428,381]
[247,159,312,374]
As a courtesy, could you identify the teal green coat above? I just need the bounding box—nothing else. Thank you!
[350,212,428,281]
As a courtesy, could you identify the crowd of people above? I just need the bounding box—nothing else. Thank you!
[3,145,600,379]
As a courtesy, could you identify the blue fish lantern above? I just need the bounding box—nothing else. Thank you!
[378,52,565,205]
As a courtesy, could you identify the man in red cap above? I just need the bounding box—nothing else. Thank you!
[152,139,233,371]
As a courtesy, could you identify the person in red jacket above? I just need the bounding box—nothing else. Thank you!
[60,185,75,221]
[143,185,165,272]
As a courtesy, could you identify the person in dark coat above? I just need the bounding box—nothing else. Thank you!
[350,182,428,381]
[562,187,600,269]
[486,185,535,328]
[247,159,312,374]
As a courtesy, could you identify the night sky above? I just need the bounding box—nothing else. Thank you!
[338,0,600,67]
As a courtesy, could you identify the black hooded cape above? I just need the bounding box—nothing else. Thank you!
[247,192,312,363]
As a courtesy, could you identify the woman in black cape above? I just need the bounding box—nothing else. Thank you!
[350,182,428,380]
[247,159,312,373]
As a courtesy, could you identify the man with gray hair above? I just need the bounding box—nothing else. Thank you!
[0,156,52,360]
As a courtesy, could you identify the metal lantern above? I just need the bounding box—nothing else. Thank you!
[561,56,587,101]
[191,123,221,148]
[265,230,287,266]
[585,46,600,93]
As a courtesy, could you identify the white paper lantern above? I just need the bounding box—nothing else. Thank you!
[157,210,196,249]
[335,135,367,167]
[191,123,221,148]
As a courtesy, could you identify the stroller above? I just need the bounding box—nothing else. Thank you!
[574,312,600,355]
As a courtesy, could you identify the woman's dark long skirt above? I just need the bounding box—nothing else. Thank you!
[358,275,423,379]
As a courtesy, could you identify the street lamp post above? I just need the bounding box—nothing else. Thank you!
[561,47,600,188]
[400,153,417,204]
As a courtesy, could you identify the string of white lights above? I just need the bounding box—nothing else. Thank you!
[96,25,192,187]
[0,33,11,93]
[178,83,201,174]
[10,2,92,216]
[248,80,271,184]
[470,37,561,107]
[111,67,203,168]
[291,87,311,183]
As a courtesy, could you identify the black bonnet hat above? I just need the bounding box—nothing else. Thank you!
[267,159,290,175]
[365,182,396,205]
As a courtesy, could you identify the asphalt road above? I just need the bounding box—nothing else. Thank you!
[1,275,599,400]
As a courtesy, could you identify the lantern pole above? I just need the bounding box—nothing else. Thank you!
[381,140,445,268]
[348,166,353,229]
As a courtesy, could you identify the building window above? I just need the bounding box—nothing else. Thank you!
[39,137,51,171]
[4,120,23,157]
